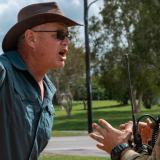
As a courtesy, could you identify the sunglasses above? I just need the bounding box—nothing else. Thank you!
[32,30,71,41]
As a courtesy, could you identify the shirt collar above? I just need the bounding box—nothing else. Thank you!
[44,75,56,100]
[5,50,57,99]
[5,51,27,71]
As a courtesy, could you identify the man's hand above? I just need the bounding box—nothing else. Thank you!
[119,119,153,144]
[89,119,132,154]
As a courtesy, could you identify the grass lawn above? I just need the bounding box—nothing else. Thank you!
[40,154,110,160]
[41,101,159,159]
[53,100,160,135]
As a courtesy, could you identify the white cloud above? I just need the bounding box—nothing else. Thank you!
[71,0,81,6]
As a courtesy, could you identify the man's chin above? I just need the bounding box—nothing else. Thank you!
[52,63,65,69]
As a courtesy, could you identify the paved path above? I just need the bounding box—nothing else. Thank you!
[43,136,110,157]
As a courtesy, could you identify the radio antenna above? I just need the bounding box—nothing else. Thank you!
[124,54,142,151]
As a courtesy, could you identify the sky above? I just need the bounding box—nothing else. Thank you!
[0,0,103,53]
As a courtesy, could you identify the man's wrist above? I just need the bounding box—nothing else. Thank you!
[111,143,130,160]
[120,148,140,160]
[120,147,132,159]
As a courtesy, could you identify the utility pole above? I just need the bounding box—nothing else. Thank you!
[84,0,98,133]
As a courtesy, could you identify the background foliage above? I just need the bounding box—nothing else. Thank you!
[48,0,160,114]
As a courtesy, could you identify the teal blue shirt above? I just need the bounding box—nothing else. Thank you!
[0,51,56,160]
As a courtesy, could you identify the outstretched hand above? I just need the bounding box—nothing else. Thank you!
[89,119,132,154]
[119,119,153,144]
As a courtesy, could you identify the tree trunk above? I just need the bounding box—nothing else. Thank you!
[132,90,142,113]
[83,100,87,110]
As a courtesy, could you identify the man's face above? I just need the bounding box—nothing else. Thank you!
[31,22,70,69]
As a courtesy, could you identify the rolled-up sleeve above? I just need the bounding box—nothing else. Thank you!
[122,136,160,160]
[0,62,6,87]
[122,149,148,160]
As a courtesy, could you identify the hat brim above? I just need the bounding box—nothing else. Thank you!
[2,13,82,52]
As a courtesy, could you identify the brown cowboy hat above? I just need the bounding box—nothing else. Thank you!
[2,2,81,52]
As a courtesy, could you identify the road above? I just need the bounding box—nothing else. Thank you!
[43,136,110,157]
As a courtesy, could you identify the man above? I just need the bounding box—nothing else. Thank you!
[0,2,80,160]
[90,119,160,160]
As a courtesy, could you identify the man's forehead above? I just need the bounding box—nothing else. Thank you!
[32,22,68,30]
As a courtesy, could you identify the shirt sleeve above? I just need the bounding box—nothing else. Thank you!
[0,62,6,87]
[122,135,160,160]
[121,149,149,160]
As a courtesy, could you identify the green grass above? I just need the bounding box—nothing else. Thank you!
[40,154,109,160]
[53,100,160,134]
[41,101,159,159]
[52,130,88,137]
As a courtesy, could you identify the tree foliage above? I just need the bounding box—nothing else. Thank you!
[89,0,160,110]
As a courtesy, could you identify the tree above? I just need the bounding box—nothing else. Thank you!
[89,0,160,111]
[132,0,160,108]
[89,0,139,105]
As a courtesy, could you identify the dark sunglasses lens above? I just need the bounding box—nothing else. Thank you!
[57,31,70,40]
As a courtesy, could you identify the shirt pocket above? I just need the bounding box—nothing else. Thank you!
[13,85,39,133]
[41,104,55,139]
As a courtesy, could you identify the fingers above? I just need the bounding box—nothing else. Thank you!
[93,119,121,136]
[139,118,153,129]
[96,143,105,151]
[139,121,152,144]
[119,123,126,130]
[119,121,133,132]
[90,119,131,154]
[125,129,132,140]
[124,121,133,132]
[89,132,104,143]
[89,132,106,151]
[92,122,106,136]
[90,120,111,147]
[146,118,154,128]
[139,121,148,128]
[98,119,113,131]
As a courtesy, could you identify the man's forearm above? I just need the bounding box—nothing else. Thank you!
[121,135,160,160]
[121,149,149,160]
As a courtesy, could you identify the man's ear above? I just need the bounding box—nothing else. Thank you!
[24,29,37,48]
